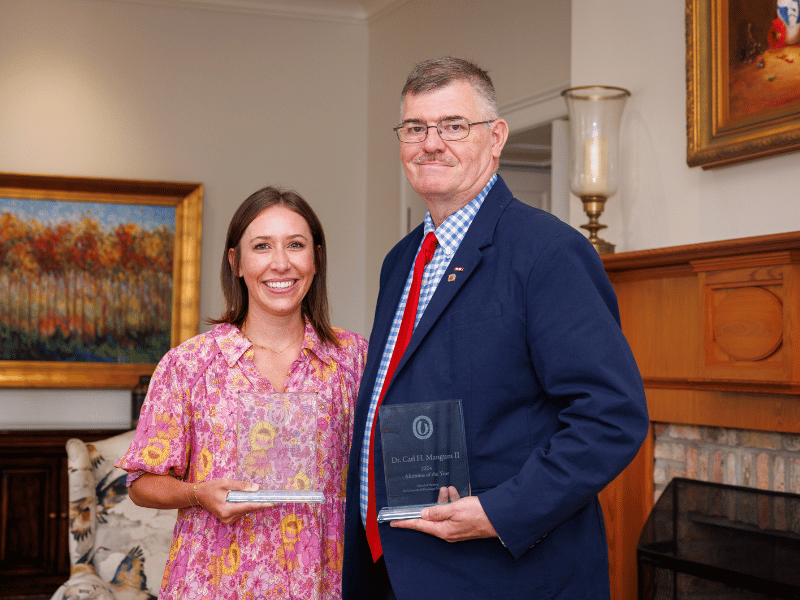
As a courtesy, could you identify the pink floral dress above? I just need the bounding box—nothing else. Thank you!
[116,322,367,600]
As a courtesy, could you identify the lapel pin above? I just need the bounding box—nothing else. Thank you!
[454,267,464,271]
[448,274,456,282]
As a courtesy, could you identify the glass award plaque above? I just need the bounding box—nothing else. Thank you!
[226,392,324,504]
[376,399,470,523]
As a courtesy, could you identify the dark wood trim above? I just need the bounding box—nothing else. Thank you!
[602,230,800,274]
[643,376,800,395]
[0,428,128,451]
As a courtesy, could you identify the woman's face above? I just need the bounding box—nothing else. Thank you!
[230,205,316,321]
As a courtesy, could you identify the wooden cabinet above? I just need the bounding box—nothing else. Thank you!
[0,429,125,598]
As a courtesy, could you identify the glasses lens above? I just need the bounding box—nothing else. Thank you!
[397,122,427,142]
[438,118,471,141]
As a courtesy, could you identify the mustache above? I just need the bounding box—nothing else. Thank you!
[412,153,457,167]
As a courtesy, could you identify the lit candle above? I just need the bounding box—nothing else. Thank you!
[581,135,608,195]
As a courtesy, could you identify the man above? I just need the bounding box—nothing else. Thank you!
[343,57,649,599]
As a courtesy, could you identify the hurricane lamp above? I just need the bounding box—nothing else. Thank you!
[562,86,630,254]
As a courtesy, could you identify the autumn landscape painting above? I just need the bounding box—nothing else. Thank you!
[0,197,175,363]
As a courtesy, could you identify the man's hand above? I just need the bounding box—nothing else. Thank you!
[389,486,498,542]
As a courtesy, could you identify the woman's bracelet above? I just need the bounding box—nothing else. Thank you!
[193,482,203,508]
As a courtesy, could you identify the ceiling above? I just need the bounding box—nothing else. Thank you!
[128,0,401,20]
[287,0,394,12]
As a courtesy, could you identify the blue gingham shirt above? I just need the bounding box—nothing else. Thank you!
[360,175,497,524]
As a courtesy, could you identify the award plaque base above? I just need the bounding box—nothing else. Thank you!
[377,503,437,523]
[227,490,324,503]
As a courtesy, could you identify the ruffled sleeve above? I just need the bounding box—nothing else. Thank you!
[115,347,192,485]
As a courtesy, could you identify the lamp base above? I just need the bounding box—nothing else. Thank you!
[579,194,615,255]
[584,236,615,255]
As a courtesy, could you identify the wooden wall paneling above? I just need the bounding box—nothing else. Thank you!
[786,261,800,383]
[646,387,800,433]
[599,424,654,600]
[611,274,699,380]
[599,231,800,600]
[695,254,793,383]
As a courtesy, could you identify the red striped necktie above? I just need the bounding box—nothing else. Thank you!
[365,231,438,561]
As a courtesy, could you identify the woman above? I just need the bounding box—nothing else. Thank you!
[117,186,368,599]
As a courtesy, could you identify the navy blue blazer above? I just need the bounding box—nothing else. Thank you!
[343,177,648,599]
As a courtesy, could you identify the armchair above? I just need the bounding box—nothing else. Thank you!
[50,430,176,600]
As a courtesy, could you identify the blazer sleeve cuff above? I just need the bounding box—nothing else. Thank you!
[478,486,548,560]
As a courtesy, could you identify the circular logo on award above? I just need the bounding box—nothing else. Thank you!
[412,415,433,440]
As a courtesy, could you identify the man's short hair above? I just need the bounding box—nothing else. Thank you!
[401,57,498,121]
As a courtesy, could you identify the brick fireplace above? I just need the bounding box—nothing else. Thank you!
[598,232,800,600]
[654,424,800,502]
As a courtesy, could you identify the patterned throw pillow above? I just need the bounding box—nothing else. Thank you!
[56,430,176,599]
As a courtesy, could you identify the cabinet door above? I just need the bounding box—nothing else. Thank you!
[0,456,60,577]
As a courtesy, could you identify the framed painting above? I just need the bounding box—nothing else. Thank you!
[687,0,800,168]
[0,173,202,388]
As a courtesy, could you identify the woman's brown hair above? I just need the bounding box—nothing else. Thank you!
[208,186,338,347]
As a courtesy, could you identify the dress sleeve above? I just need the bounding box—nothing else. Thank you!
[355,334,368,387]
[115,348,192,485]
[333,331,369,448]
[347,333,369,414]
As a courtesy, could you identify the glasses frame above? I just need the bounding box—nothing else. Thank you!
[393,118,495,143]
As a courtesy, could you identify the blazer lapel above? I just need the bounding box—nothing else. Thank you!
[356,227,424,411]
[373,227,424,349]
[391,177,513,380]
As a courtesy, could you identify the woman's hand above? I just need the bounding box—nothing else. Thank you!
[194,479,274,524]
[129,473,273,524]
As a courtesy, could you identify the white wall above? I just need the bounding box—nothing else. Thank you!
[0,0,367,427]
[569,0,800,251]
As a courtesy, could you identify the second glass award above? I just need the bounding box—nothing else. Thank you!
[226,391,324,504]
[377,399,470,522]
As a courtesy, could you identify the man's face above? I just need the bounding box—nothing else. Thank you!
[399,80,507,217]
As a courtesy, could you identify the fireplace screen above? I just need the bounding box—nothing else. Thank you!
[637,477,800,599]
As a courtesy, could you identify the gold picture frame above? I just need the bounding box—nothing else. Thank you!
[687,0,800,169]
[0,172,202,388]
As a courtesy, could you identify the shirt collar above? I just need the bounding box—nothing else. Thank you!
[214,318,335,367]
[423,174,497,251]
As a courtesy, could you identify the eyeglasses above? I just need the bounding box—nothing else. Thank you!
[393,117,495,143]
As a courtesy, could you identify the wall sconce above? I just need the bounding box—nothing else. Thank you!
[561,86,630,254]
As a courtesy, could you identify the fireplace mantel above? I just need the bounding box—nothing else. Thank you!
[597,230,800,600]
